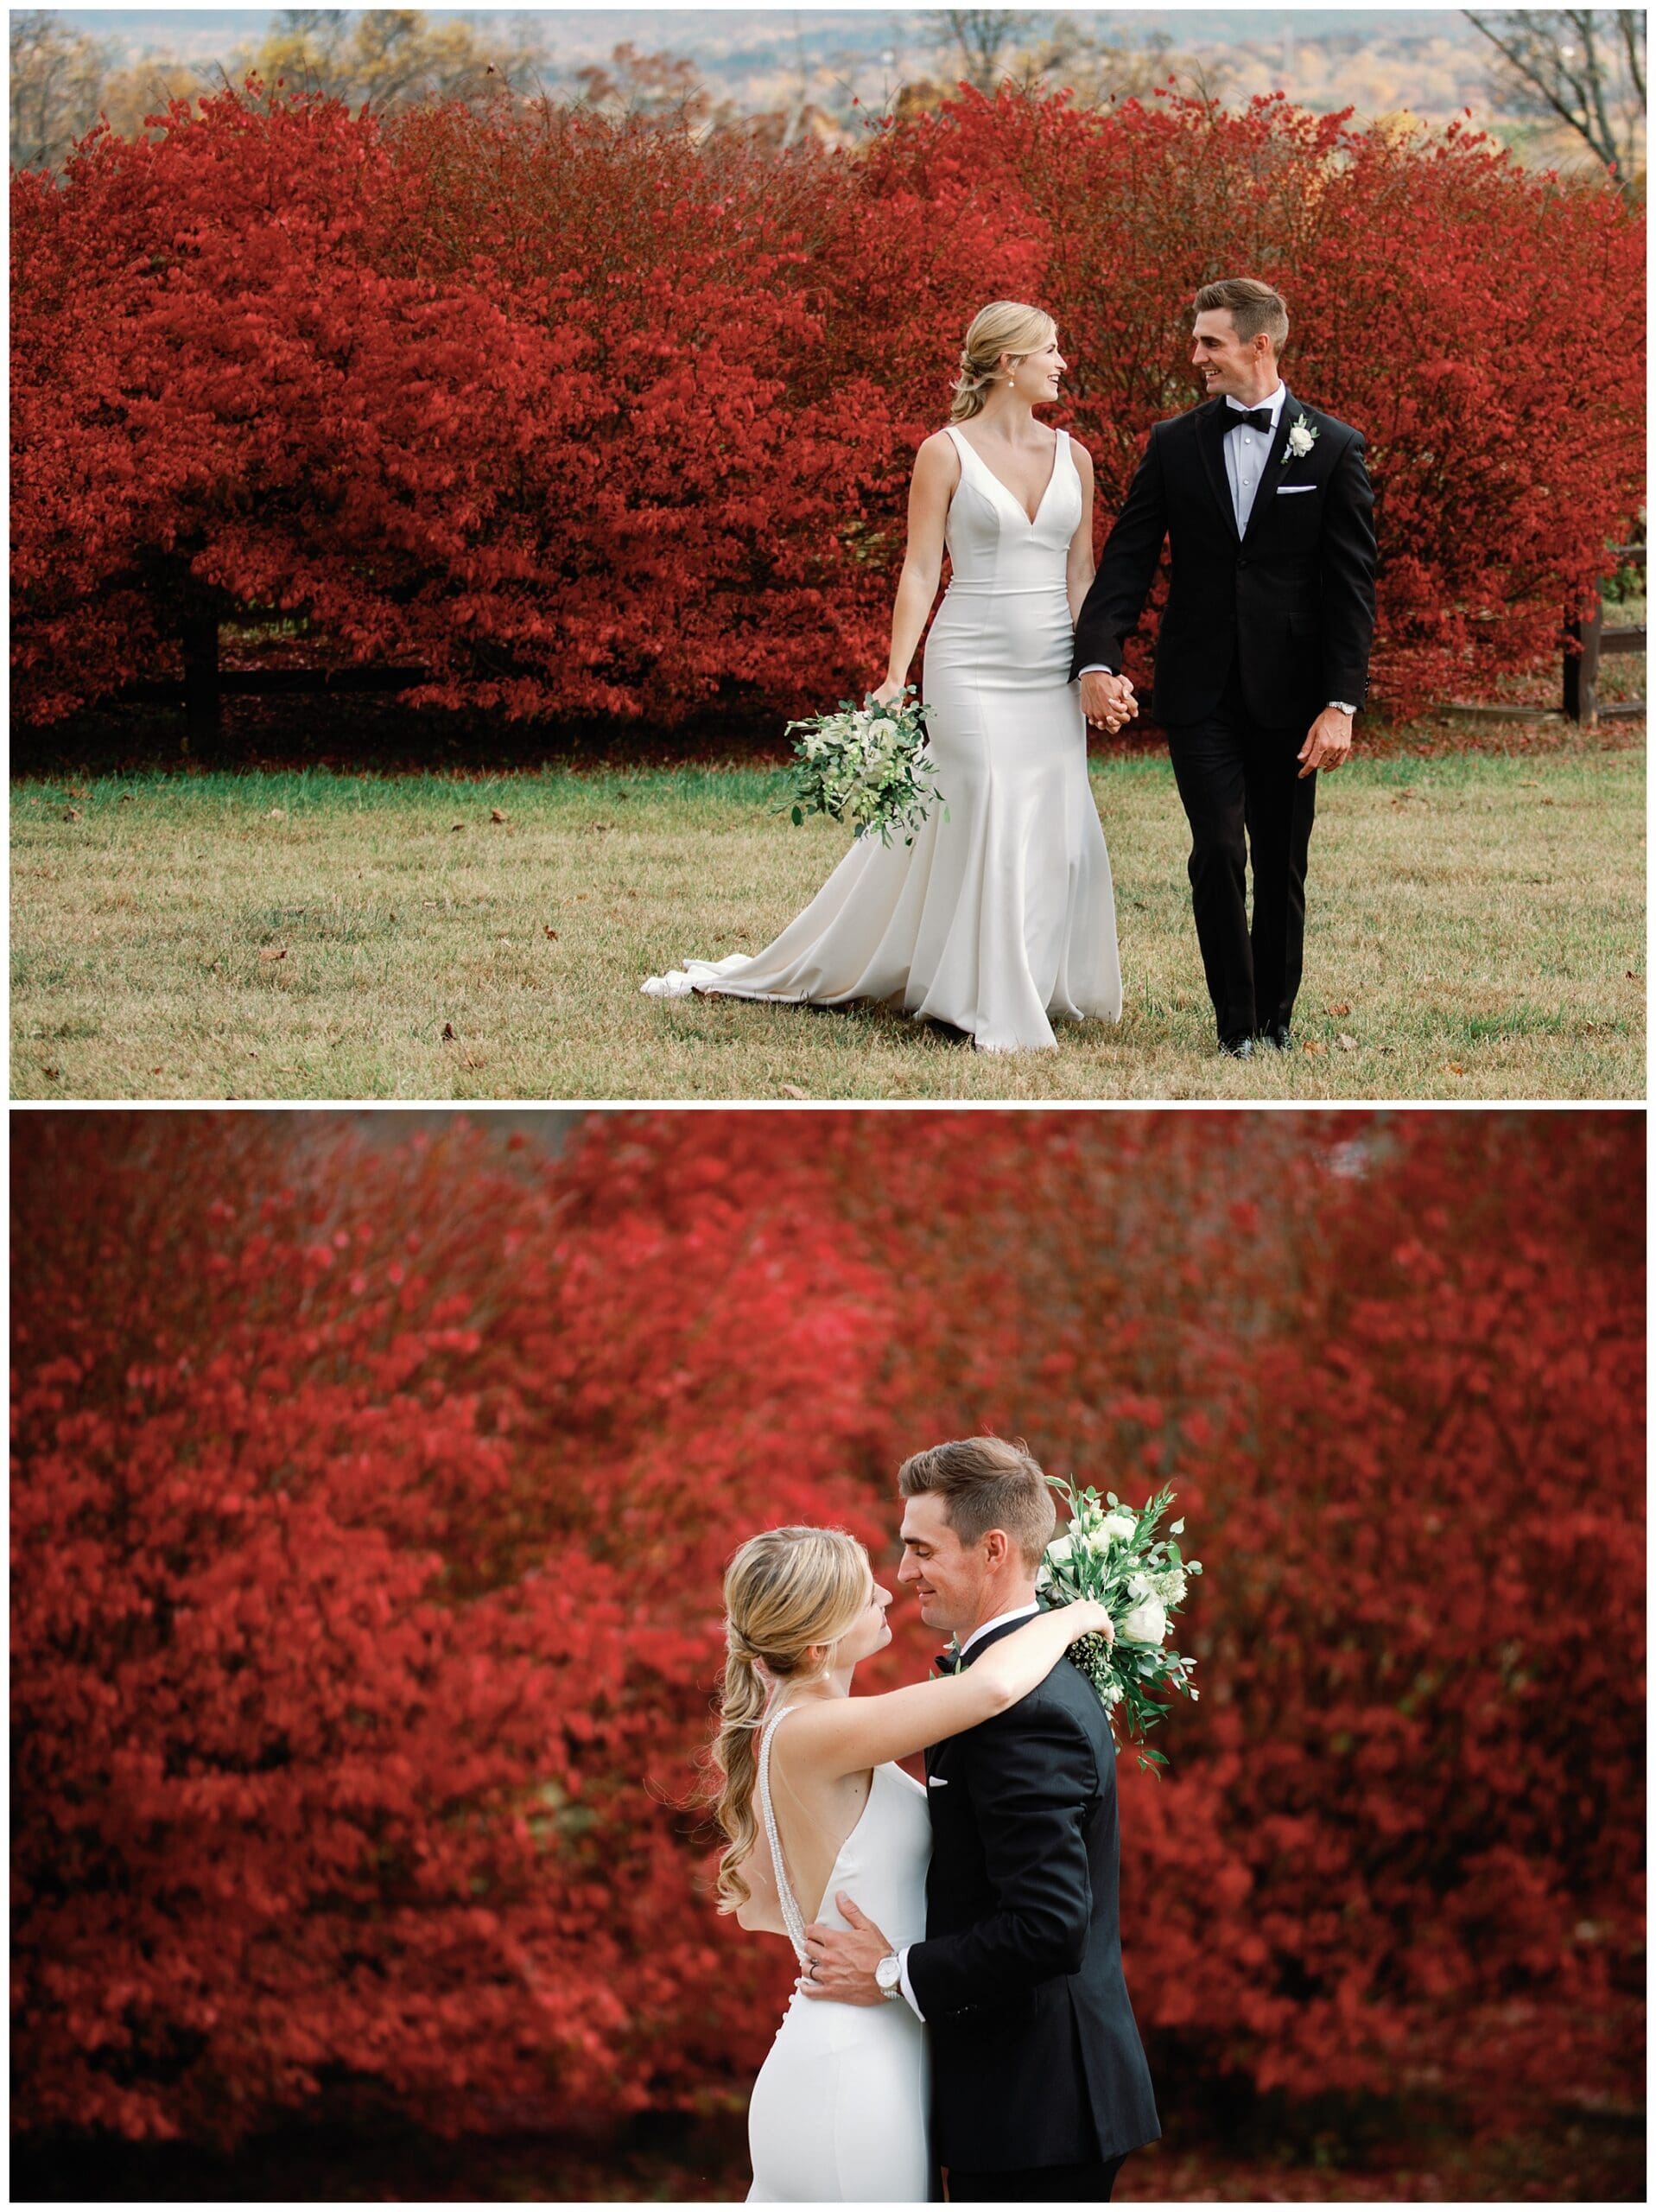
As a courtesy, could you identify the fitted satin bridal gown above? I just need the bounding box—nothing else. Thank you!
[746,1701,933,2202]
[641,427,1122,1052]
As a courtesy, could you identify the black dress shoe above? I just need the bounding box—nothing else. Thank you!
[1217,1034,1254,1060]
[1260,1023,1293,1052]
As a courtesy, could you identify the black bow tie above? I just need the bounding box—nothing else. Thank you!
[1223,407,1275,435]
[934,1646,964,1675]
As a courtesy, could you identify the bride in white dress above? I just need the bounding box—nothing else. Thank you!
[713,1525,1110,2201]
[643,302,1132,1052]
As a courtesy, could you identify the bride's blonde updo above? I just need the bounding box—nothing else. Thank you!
[949,300,1058,423]
[711,1525,871,1915]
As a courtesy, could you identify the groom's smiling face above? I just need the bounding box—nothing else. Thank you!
[897,1494,982,1635]
[1191,308,1275,403]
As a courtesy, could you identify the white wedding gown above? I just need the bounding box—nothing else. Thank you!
[746,1701,933,2202]
[642,426,1122,1052]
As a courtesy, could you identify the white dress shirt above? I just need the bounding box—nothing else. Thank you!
[1221,381,1286,535]
[895,1601,1041,2019]
[1077,383,1286,679]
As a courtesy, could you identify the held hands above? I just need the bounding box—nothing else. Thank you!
[1079,670,1138,734]
[797,1894,891,2006]
[1298,706,1354,779]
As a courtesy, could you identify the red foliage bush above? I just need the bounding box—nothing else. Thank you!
[11,1111,1644,2147]
[13,84,1645,733]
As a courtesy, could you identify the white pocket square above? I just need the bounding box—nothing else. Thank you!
[1276,484,1317,495]
[927,1776,949,1788]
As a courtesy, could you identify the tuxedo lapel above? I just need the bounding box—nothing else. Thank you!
[1195,397,1240,543]
[1240,386,1301,549]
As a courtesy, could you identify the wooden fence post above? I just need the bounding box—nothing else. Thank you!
[1564,594,1602,727]
[181,614,221,753]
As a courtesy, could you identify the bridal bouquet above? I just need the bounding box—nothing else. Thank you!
[783,685,946,847]
[1039,1475,1202,1773]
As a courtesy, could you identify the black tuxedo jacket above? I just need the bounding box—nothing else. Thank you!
[906,1615,1161,2173]
[1070,388,1377,728]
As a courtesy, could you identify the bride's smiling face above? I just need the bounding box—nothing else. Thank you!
[1005,336,1065,404]
[831,1573,893,1670]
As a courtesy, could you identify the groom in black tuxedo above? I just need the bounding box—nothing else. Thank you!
[1072,276,1377,1058]
[800,1437,1160,2202]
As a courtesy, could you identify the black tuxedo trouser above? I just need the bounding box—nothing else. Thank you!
[947,2154,1127,2202]
[1164,658,1317,1043]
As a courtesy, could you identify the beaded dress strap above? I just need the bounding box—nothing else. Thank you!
[755,1702,810,1965]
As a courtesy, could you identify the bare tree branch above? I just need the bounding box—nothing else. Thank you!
[1464,9,1646,183]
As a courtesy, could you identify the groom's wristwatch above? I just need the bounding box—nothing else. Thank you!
[875,1951,904,2001]
[1327,700,1358,715]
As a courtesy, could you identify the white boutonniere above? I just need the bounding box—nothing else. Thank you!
[1282,411,1319,465]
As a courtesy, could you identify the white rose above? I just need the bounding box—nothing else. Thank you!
[1101,1512,1136,1544]
[1288,423,1315,457]
[1045,1535,1073,1567]
[1119,1595,1168,1646]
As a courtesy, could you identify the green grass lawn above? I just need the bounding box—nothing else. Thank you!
[11,743,1644,1101]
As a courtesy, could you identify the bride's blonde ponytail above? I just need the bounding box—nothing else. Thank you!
[710,1527,870,1914]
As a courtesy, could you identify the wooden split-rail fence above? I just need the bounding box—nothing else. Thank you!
[123,547,1648,749]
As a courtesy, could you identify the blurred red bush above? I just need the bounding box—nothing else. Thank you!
[11,83,1644,732]
[10,1111,1644,2146]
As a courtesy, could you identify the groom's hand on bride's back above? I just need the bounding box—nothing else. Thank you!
[797,1895,891,2006]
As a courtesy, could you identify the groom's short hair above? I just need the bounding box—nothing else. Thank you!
[1194,276,1289,353]
[898,1436,1056,1569]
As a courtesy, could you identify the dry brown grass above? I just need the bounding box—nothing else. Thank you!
[11,744,1643,1101]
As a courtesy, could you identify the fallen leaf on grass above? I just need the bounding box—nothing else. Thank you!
[1336,1033,1358,1052]
[67,785,89,800]
[41,1065,60,1081]
[1302,1039,1326,1056]
[490,808,509,823]
[117,793,134,805]
[1441,1061,1468,1076]
[149,1066,162,1075]
[544,926,559,940]
[1519,779,1539,787]
[778,1084,808,1099]
[451,821,465,833]
[266,806,286,820]
[1326,1002,1351,1017]
[258,946,289,962]
[63,808,80,823]
[441,1022,457,1041]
